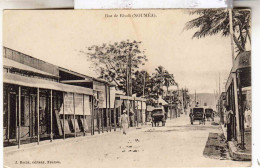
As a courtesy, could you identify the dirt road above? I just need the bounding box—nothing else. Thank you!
[4,115,251,168]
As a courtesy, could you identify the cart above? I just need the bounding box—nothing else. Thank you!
[205,108,214,121]
[190,107,205,125]
[151,107,166,127]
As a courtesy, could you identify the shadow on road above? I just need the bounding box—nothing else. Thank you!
[203,133,231,160]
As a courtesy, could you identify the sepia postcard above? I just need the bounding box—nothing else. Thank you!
[2,9,251,168]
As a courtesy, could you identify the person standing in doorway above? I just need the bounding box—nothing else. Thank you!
[129,108,135,127]
[225,105,233,141]
[120,110,129,135]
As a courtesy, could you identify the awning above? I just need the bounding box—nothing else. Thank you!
[115,99,123,108]
[4,72,93,95]
[158,97,168,105]
[225,51,251,91]
[116,94,134,100]
[232,51,251,72]
[135,97,146,101]
[147,105,154,112]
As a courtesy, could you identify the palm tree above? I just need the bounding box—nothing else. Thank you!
[164,73,176,92]
[185,9,251,54]
[152,66,165,97]
[152,66,176,97]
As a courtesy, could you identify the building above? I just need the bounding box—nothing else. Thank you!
[114,94,146,127]
[3,47,147,148]
[224,51,251,149]
[2,47,116,147]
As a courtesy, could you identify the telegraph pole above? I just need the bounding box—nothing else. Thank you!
[143,72,145,97]
[195,90,196,106]
[126,43,133,118]
[219,72,221,97]
[128,52,132,96]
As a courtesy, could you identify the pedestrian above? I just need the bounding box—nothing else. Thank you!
[244,106,251,128]
[189,108,193,124]
[225,105,233,141]
[195,102,199,107]
[129,109,135,127]
[120,110,129,135]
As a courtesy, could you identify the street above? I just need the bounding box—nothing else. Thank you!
[4,114,250,168]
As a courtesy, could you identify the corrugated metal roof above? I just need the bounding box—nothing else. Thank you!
[3,57,58,78]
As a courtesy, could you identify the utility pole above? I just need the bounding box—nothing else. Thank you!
[143,72,145,97]
[126,43,133,121]
[126,43,133,97]
[229,8,243,148]
[195,90,196,106]
[126,52,129,96]
[229,9,235,65]
[182,88,185,114]
[128,51,132,96]
[219,72,221,97]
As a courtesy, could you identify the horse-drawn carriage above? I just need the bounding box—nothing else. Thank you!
[151,107,166,127]
[190,107,205,125]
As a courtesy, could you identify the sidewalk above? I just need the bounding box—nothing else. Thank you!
[4,123,150,155]
[221,124,251,161]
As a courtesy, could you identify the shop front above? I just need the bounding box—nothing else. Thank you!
[3,70,93,148]
[225,51,251,149]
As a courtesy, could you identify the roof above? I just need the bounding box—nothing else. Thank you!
[232,51,251,71]
[147,105,155,112]
[225,51,251,90]
[115,94,146,101]
[4,72,93,95]
[59,66,116,86]
[3,57,58,78]
[115,94,134,100]
[134,97,146,101]
[158,97,168,105]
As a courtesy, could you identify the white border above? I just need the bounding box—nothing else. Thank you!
[234,1,260,167]
[75,0,232,9]
[0,1,259,167]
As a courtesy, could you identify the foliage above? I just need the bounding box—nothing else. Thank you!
[81,40,180,101]
[81,40,147,92]
[132,70,150,97]
[151,66,176,96]
[185,9,251,54]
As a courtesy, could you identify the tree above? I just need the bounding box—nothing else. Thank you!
[81,40,147,93]
[132,70,150,97]
[151,66,176,97]
[185,9,251,54]
[164,73,176,92]
[152,66,166,97]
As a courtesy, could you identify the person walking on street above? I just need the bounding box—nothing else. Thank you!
[120,110,129,135]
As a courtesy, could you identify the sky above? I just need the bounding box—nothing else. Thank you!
[3,10,233,94]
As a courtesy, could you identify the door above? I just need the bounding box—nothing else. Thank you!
[9,93,18,140]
